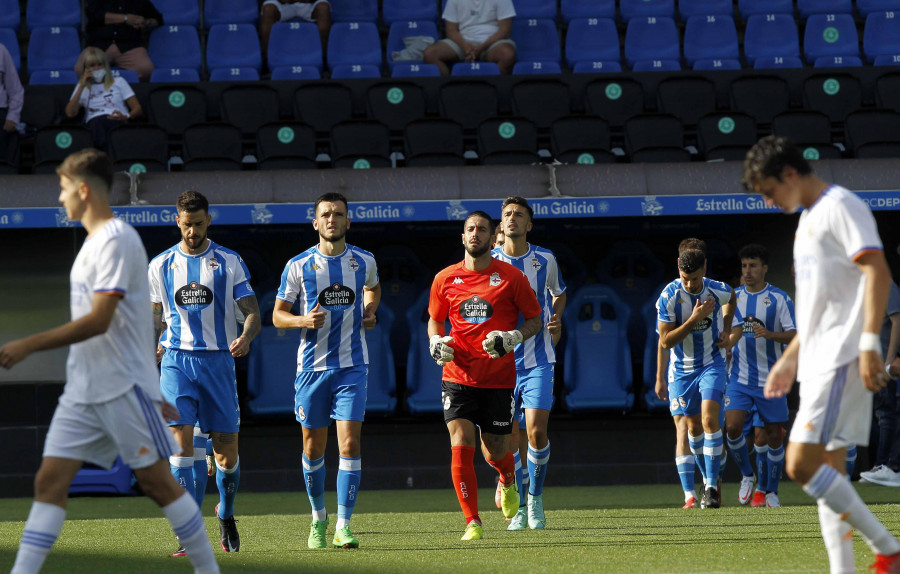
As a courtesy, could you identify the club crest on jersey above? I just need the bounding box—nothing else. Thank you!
[208,258,219,271]
[176,282,213,309]
[459,295,493,324]
[531,258,542,271]
[763,296,771,306]
[724,395,731,407]
[670,398,678,411]
[297,406,306,421]
[678,397,687,408]
[348,257,359,272]
[318,283,355,311]
[489,272,501,286]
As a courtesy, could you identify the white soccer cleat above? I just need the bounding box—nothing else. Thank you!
[765,492,781,508]
[738,476,755,505]
[860,465,900,487]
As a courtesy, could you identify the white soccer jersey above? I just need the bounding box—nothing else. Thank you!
[148,240,254,352]
[277,244,379,372]
[794,185,883,381]
[657,277,732,374]
[491,243,566,369]
[730,284,796,387]
[443,0,516,44]
[62,219,160,405]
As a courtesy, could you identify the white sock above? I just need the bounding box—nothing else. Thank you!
[11,501,66,574]
[312,508,327,522]
[162,492,220,574]
[336,517,349,529]
[685,490,697,502]
[818,499,855,574]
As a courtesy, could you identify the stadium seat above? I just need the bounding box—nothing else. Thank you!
[565,18,620,69]
[815,55,863,67]
[327,21,382,72]
[803,74,862,122]
[697,112,757,161]
[27,27,79,73]
[271,65,322,80]
[563,285,633,412]
[364,305,398,416]
[624,114,689,163]
[0,0,19,30]
[207,23,263,74]
[477,117,541,165]
[256,121,317,170]
[210,67,260,81]
[386,20,439,71]
[439,81,499,129]
[149,86,208,135]
[743,13,800,67]
[738,0,793,20]
[864,11,900,63]
[330,0,378,23]
[730,76,790,124]
[182,123,243,172]
[511,18,561,65]
[620,0,675,23]
[382,0,438,25]
[875,54,900,66]
[330,120,392,169]
[584,78,644,127]
[804,13,859,64]
[405,290,446,415]
[247,292,298,417]
[844,109,900,158]
[513,61,562,75]
[331,64,382,78]
[268,22,324,72]
[624,17,680,69]
[511,80,571,129]
[69,457,134,495]
[683,15,739,68]
[451,62,501,76]
[29,69,78,85]
[293,83,354,133]
[572,60,623,73]
[876,73,900,113]
[108,124,169,173]
[366,82,427,132]
[858,0,900,17]
[560,0,615,23]
[21,91,59,130]
[550,115,614,165]
[404,118,466,167]
[220,85,280,135]
[204,0,258,26]
[641,295,670,413]
[33,126,93,174]
[148,26,202,73]
[26,0,80,31]
[373,245,430,371]
[679,0,734,18]
[632,59,681,71]
[753,55,803,69]
[514,0,558,19]
[150,67,202,82]
[152,0,200,27]
[656,77,717,126]
[0,28,20,70]
[771,111,840,159]
[392,63,441,77]
[798,0,853,18]
[693,58,741,70]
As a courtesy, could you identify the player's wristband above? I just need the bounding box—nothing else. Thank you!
[859,332,881,354]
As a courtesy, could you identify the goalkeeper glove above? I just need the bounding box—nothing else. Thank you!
[429,334,455,366]
[482,330,523,359]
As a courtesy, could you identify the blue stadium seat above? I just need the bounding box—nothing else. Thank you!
[364,305,397,416]
[693,58,741,70]
[204,0,258,26]
[29,69,78,84]
[858,0,900,17]
[405,290,446,415]
[632,59,681,71]
[565,18,619,69]
[386,20,439,71]
[210,67,260,81]
[753,55,803,69]
[152,0,200,27]
[246,292,298,417]
[798,0,853,18]
[26,0,80,31]
[641,288,670,413]
[69,457,134,495]
[111,68,140,83]
[148,26,202,73]
[150,67,202,82]
[383,0,438,25]
[0,28,20,70]
[563,285,633,412]
[331,0,378,23]
[513,0,558,19]
[391,62,441,77]
[875,54,900,66]
[572,60,623,73]
[804,13,859,64]
[331,63,381,78]
[864,11,900,63]
[327,21,382,72]
[814,55,863,67]
[743,13,800,66]
[738,0,793,20]
[683,14,739,68]
[271,65,322,80]
[268,22,324,71]
[451,61,501,75]
[512,18,561,65]
[27,27,79,73]
[625,16,680,69]
[207,24,263,74]
[560,0,615,23]
[512,61,562,74]
[679,0,734,18]
[621,0,675,22]
[0,0,20,30]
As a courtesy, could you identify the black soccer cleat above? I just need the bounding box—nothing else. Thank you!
[171,537,186,558]
[218,514,240,552]
[705,486,721,509]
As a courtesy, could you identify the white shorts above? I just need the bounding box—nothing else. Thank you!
[44,385,179,470]
[790,360,873,450]
[263,0,330,21]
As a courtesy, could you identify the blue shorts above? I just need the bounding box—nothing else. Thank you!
[741,405,765,439]
[160,348,240,434]
[294,365,367,429]
[725,382,788,425]
[514,364,555,429]
[668,363,726,417]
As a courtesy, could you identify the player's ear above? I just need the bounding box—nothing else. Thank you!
[205,213,212,226]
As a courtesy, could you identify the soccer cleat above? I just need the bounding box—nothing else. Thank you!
[527,493,546,529]
[871,551,900,574]
[207,454,215,477]
[499,482,519,519]
[332,525,359,549]
[171,537,186,557]
[216,507,240,552]
[308,518,328,549]
[681,497,698,509]
[750,490,766,507]
[702,486,720,509]
[461,521,483,541]
[765,492,781,508]
[494,480,502,508]
[860,466,900,487]
[508,507,527,530]
[738,476,755,505]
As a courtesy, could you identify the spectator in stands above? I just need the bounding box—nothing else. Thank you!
[79,0,163,81]
[424,0,516,75]
[260,1,331,66]
[66,47,142,152]
[0,43,23,167]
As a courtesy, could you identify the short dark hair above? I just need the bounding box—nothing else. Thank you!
[315,192,349,215]
[678,249,706,274]
[678,238,707,256]
[465,210,494,233]
[501,196,534,220]
[742,135,813,193]
[56,148,113,192]
[738,243,769,265]
[177,190,208,214]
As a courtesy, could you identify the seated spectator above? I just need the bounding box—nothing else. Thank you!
[260,1,331,65]
[0,43,23,167]
[423,0,516,75]
[66,47,142,152]
[78,0,163,81]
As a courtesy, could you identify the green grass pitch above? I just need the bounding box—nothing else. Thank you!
[1,483,899,573]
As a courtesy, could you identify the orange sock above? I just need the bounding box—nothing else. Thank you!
[451,445,479,524]
[487,451,516,486]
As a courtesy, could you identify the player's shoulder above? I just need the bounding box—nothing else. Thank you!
[530,243,558,262]
[99,219,140,250]
[705,277,731,293]
[209,241,242,260]
[766,284,792,301]
[820,184,869,216]
[660,279,681,299]
[493,257,527,278]
[490,246,505,260]
[346,244,376,262]
[148,245,178,267]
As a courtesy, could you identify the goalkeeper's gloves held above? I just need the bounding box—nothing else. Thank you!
[429,335,455,366]
[482,330,523,359]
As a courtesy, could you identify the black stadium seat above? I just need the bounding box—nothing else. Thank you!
[108,125,169,173]
[439,81,499,131]
[657,76,718,126]
[330,120,392,169]
[729,76,791,125]
[149,86,209,136]
[624,115,690,163]
[803,74,862,123]
[583,78,644,128]
[182,123,243,172]
[256,122,318,170]
[844,109,900,158]
[477,117,541,166]
[771,111,842,160]
[293,84,354,133]
[404,119,466,168]
[220,85,281,135]
[696,112,757,161]
[510,80,572,129]
[33,126,93,174]
[550,115,615,165]
[366,83,427,132]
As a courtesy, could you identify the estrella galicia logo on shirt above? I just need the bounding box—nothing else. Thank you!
[460,295,493,324]
[176,282,213,309]
[692,317,712,332]
[318,283,355,311]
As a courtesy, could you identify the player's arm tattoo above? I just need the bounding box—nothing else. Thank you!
[518,315,543,342]
[152,302,164,342]
[236,296,261,342]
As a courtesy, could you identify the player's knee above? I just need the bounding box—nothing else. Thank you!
[701,414,718,432]
[33,469,66,502]
[724,424,743,440]
[528,429,548,449]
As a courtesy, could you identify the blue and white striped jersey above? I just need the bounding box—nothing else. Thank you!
[491,243,566,369]
[730,284,796,388]
[277,244,379,372]
[148,240,254,352]
[657,277,732,374]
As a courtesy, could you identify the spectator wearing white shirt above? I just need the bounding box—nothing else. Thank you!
[424,0,516,75]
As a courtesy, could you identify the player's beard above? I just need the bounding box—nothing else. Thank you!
[184,232,207,250]
[321,227,347,242]
[465,241,490,258]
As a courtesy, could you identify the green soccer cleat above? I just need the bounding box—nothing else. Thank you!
[499,482,519,519]
[507,507,527,531]
[332,525,359,549]
[307,518,328,549]
[527,493,546,529]
[461,521,483,541]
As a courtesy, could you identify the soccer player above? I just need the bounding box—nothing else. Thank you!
[657,241,735,509]
[148,190,261,555]
[744,135,900,574]
[0,149,219,574]
[272,192,380,550]
[724,244,796,508]
[428,210,543,540]
[491,196,566,530]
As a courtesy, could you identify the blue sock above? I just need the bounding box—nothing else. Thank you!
[303,454,327,521]
[727,434,755,477]
[206,438,214,457]
[675,455,695,494]
[513,450,527,507]
[215,456,240,519]
[755,444,769,488]
[704,430,723,486]
[846,445,857,477]
[169,456,193,493]
[527,442,550,496]
[688,432,707,482]
[337,456,361,526]
[192,432,209,508]
[767,445,785,494]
